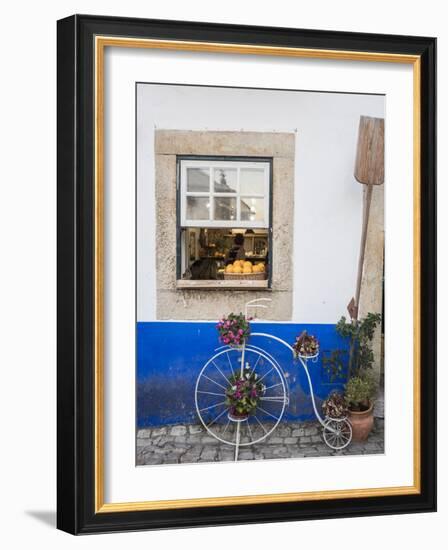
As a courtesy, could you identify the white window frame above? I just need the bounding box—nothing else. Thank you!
[179,159,271,228]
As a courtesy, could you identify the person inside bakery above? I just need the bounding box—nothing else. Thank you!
[226,233,246,264]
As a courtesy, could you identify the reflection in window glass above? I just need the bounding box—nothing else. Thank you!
[214,197,237,221]
[240,168,265,195]
[240,198,265,222]
[186,196,210,220]
[187,167,210,192]
[213,168,237,193]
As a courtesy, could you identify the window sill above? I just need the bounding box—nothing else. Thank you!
[176,279,269,290]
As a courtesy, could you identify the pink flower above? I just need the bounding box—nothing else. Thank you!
[238,329,243,335]
[223,337,229,344]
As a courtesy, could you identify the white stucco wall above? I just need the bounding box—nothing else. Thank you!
[137,84,384,323]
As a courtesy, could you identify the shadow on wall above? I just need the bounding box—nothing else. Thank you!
[137,322,349,428]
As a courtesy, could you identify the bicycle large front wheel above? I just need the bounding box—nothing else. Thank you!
[195,346,288,448]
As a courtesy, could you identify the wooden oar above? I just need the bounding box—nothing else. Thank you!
[348,115,384,321]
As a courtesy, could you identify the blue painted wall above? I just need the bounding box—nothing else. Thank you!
[137,322,349,428]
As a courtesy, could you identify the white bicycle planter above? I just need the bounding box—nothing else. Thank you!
[195,299,352,461]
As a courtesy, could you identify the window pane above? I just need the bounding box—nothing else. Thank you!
[214,197,237,221]
[240,198,265,222]
[187,167,210,192]
[213,168,237,193]
[186,196,210,220]
[240,168,265,195]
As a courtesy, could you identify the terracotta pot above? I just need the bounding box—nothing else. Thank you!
[348,403,374,442]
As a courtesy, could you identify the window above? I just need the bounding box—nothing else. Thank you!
[180,159,271,228]
[177,157,272,288]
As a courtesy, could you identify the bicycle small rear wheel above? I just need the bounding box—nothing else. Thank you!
[322,417,352,450]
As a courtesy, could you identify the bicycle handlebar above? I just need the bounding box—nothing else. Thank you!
[245,298,272,319]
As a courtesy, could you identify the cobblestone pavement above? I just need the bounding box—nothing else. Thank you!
[136,417,384,465]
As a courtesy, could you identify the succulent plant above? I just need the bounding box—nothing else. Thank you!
[292,330,319,358]
[322,391,348,419]
[345,372,377,412]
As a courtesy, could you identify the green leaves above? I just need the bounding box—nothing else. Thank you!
[322,349,347,382]
[323,312,381,408]
[334,312,382,377]
[345,372,377,411]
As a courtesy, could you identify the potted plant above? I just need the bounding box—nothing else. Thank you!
[292,330,319,359]
[225,365,265,421]
[322,391,348,419]
[344,372,377,441]
[216,312,251,348]
[323,312,381,441]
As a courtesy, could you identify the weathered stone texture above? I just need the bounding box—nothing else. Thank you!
[157,288,292,321]
[154,130,295,321]
[155,154,177,291]
[136,417,385,466]
[358,184,384,382]
[155,130,295,158]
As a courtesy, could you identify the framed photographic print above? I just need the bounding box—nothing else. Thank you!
[57,14,436,534]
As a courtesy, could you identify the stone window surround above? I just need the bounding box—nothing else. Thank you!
[155,130,295,321]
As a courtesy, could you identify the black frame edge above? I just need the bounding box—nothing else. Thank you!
[57,14,78,535]
[419,36,437,513]
[68,12,437,51]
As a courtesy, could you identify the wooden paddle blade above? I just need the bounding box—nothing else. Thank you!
[354,116,384,185]
[347,297,358,319]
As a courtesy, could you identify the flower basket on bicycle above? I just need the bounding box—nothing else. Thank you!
[292,330,319,360]
[225,365,266,422]
[216,312,251,347]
